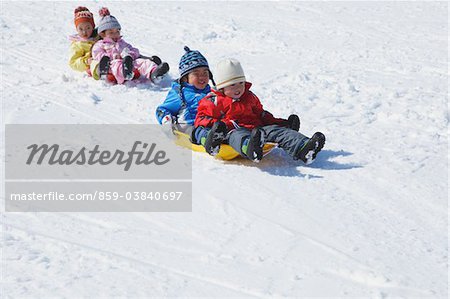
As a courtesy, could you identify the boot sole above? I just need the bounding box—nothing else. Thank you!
[123,56,134,80]
[298,132,325,164]
[204,122,227,155]
[99,56,110,78]
[151,62,170,82]
[247,128,264,162]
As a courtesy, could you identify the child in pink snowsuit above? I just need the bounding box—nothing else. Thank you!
[92,7,169,84]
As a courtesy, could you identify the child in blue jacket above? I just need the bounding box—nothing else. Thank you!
[156,46,214,135]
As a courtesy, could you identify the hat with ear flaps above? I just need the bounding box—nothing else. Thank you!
[178,46,215,85]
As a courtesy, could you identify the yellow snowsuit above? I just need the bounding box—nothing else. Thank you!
[69,38,100,80]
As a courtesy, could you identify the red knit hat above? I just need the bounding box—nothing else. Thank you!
[74,6,95,28]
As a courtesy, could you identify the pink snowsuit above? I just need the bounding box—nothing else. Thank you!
[92,37,156,84]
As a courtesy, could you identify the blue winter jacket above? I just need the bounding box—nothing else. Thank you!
[156,81,211,125]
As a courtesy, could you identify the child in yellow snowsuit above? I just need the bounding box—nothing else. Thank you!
[68,7,100,79]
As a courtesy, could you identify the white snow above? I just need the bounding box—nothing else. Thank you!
[1,1,448,297]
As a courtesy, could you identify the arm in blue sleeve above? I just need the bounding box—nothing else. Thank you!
[155,84,183,124]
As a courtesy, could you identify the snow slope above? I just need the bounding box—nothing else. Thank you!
[1,1,448,297]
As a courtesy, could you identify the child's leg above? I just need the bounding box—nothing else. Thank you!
[227,128,252,157]
[90,59,100,80]
[173,123,193,135]
[262,125,325,162]
[193,126,210,146]
[134,58,157,79]
[194,122,227,155]
[109,59,126,84]
[228,128,265,161]
[262,125,309,158]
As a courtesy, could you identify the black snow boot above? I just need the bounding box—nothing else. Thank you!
[204,121,227,155]
[122,56,134,80]
[150,62,170,82]
[295,132,325,164]
[150,55,162,65]
[99,56,110,78]
[245,128,265,162]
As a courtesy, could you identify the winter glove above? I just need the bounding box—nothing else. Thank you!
[161,114,175,125]
[160,115,176,139]
[287,114,300,131]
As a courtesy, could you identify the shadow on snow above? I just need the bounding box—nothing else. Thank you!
[224,148,361,178]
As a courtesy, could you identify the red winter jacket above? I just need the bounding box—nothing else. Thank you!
[195,82,287,131]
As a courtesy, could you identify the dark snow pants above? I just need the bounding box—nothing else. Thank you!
[228,125,309,158]
[195,125,309,158]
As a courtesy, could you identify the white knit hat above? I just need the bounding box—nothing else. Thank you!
[214,59,246,89]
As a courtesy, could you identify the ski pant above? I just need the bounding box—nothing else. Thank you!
[173,123,195,142]
[194,125,309,158]
[193,126,210,145]
[108,58,157,84]
[261,125,309,158]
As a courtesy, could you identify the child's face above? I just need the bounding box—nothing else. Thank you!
[187,67,210,90]
[100,28,121,42]
[223,82,245,99]
[76,22,94,39]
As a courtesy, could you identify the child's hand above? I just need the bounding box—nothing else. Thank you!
[162,115,174,125]
[287,114,300,131]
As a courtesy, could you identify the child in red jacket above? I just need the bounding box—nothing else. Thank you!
[194,59,325,163]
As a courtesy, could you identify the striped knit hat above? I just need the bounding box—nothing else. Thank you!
[179,46,209,79]
[97,7,121,33]
[74,6,95,28]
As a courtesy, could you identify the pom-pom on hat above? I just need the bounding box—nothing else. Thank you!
[97,7,121,33]
[214,59,246,90]
[179,46,210,79]
[74,6,95,28]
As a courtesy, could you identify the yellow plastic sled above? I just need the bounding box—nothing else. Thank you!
[173,130,277,160]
